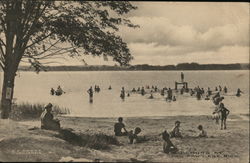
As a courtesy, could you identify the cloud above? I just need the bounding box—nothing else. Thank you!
[128,43,249,65]
[120,16,248,53]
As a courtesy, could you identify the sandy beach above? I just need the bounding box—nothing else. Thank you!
[0,114,248,162]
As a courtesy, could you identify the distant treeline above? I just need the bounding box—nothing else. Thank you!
[17,63,249,71]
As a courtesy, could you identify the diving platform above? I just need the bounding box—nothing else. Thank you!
[175,81,188,90]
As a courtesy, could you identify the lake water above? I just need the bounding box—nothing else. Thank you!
[0,70,249,117]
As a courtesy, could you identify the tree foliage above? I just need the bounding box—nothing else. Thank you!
[0,0,138,72]
[0,0,137,119]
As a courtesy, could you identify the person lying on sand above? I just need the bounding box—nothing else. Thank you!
[41,103,60,131]
[162,130,178,154]
[197,125,208,138]
[128,127,142,144]
[218,103,230,130]
[170,121,183,138]
[114,117,128,136]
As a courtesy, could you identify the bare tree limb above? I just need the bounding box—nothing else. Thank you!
[0,37,6,47]
[25,32,53,50]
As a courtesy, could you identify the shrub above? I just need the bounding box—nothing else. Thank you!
[9,102,70,120]
[56,129,120,150]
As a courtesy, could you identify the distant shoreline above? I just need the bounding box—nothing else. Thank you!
[14,63,249,72]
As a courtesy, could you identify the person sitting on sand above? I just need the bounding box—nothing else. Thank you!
[197,125,207,138]
[128,127,142,144]
[218,103,230,130]
[41,103,60,131]
[114,117,128,136]
[162,130,178,154]
[170,121,183,138]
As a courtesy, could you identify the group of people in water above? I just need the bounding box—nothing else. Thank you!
[50,85,65,96]
[41,73,244,155]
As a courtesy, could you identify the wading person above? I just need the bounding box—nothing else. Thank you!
[181,72,184,82]
[114,117,128,136]
[50,88,55,95]
[41,103,60,131]
[219,103,230,130]
[223,86,228,93]
[56,85,64,96]
[236,88,243,97]
[120,87,125,100]
[87,86,93,103]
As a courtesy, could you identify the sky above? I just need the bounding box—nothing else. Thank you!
[25,2,250,66]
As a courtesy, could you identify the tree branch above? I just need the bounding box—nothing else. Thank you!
[25,32,53,50]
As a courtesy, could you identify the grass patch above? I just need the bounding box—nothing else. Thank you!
[10,102,70,120]
[56,129,120,150]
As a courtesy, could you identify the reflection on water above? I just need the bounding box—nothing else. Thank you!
[0,70,249,117]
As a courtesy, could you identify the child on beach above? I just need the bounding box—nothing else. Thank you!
[170,121,183,138]
[218,103,230,130]
[114,117,128,136]
[162,130,178,154]
[128,127,142,144]
[197,125,207,138]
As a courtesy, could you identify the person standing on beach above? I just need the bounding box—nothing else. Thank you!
[114,117,128,136]
[181,72,184,82]
[87,86,93,103]
[218,103,230,130]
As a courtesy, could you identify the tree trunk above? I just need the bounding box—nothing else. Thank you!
[0,69,16,119]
